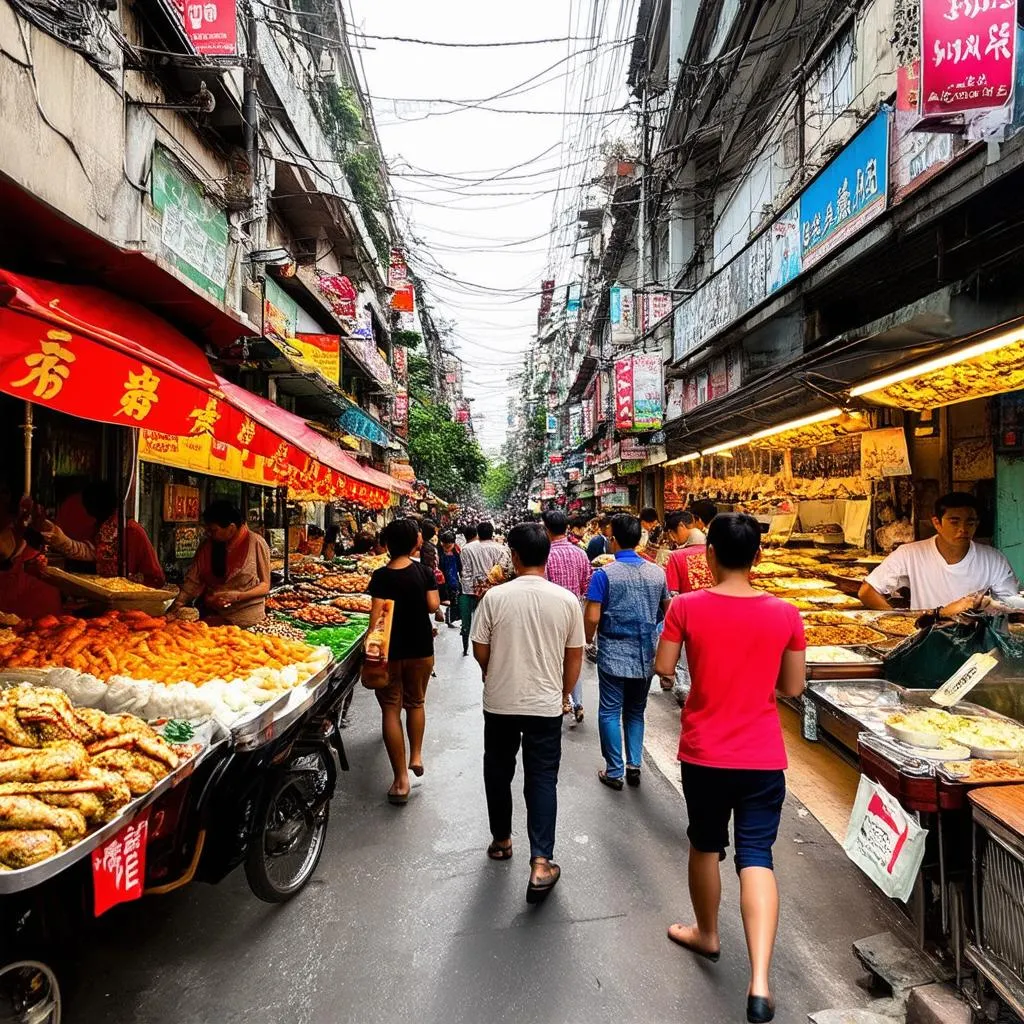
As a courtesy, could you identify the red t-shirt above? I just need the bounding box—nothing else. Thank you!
[661,590,806,770]
[665,545,714,594]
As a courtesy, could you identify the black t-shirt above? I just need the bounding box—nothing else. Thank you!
[368,562,438,661]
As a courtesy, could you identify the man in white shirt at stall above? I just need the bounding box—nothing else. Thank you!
[858,492,1024,617]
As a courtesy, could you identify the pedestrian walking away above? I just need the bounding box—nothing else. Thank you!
[459,520,509,656]
[438,530,463,628]
[541,508,591,723]
[654,512,807,1024]
[471,521,585,903]
[367,518,441,805]
[585,516,613,561]
[584,513,670,790]
[658,507,718,699]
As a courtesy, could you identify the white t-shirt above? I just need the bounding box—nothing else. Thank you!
[864,537,1020,609]
[471,575,586,717]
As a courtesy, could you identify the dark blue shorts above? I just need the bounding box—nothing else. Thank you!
[680,763,786,872]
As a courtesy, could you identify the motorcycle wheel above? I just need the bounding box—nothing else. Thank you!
[0,961,61,1024]
[244,751,331,903]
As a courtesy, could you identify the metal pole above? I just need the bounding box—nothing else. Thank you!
[243,6,259,180]
[21,402,33,495]
[637,82,649,290]
[280,486,290,585]
[116,428,127,577]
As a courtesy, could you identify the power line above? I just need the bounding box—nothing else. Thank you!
[346,32,599,47]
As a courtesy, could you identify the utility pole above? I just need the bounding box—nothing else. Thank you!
[243,4,260,207]
[637,79,650,290]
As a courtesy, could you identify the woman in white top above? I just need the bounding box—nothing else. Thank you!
[859,493,1022,617]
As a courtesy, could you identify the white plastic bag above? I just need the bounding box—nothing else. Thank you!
[843,775,928,903]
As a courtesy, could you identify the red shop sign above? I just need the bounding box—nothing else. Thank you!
[614,356,635,430]
[920,0,1017,116]
[174,0,237,56]
[92,808,151,917]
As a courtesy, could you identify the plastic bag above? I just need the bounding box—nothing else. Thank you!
[883,615,1024,689]
[843,775,928,902]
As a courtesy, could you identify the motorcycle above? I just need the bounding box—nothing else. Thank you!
[195,676,352,902]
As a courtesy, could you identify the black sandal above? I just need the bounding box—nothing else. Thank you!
[487,839,513,860]
[526,861,560,904]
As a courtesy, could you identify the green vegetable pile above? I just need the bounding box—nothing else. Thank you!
[163,719,195,743]
[304,619,369,661]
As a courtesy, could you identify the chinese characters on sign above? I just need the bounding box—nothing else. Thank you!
[117,365,161,421]
[614,356,634,430]
[921,0,1017,116]
[800,109,890,269]
[672,112,891,360]
[92,809,150,916]
[11,330,76,400]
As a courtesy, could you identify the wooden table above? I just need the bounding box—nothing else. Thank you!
[968,783,1024,834]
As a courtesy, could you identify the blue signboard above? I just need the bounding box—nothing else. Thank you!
[800,109,891,270]
[339,406,389,446]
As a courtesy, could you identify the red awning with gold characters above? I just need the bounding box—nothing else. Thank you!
[0,270,391,508]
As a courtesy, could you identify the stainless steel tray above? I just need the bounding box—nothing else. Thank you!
[0,736,227,895]
[229,643,363,752]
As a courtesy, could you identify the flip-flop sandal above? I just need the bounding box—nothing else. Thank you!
[409,764,424,777]
[387,791,409,806]
[526,862,560,904]
[487,840,513,860]
[667,924,720,962]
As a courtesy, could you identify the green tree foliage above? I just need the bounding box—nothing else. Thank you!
[481,462,516,510]
[408,401,488,501]
[407,352,433,403]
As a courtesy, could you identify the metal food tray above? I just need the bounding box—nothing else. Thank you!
[229,643,362,752]
[0,736,227,895]
[806,643,884,667]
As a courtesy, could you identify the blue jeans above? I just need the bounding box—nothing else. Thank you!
[483,711,562,860]
[597,668,649,779]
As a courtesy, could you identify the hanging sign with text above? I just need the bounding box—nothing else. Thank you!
[92,809,151,916]
[921,0,1017,116]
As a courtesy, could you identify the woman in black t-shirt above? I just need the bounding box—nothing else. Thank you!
[368,519,440,805]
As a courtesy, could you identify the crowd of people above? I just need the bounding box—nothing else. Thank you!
[363,506,807,1024]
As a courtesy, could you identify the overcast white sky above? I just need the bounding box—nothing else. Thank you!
[347,0,638,453]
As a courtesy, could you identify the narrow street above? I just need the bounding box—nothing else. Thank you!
[68,629,900,1024]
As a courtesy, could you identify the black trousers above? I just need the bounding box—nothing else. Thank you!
[483,711,562,860]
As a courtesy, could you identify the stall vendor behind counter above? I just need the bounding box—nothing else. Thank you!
[169,501,271,627]
[858,492,1024,616]
[42,481,164,588]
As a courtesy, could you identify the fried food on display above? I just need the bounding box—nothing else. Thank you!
[0,685,195,870]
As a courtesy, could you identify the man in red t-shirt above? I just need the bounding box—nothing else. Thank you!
[654,513,806,1024]
[657,509,715,696]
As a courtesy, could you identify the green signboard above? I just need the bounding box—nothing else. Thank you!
[151,144,229,303]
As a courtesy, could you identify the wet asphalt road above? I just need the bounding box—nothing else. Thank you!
[65,627,901,1024]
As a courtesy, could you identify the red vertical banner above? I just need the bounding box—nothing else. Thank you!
[920,0,1016,116]
[614,356,635,430]
[393,388,409,438]
[92,809,151,917]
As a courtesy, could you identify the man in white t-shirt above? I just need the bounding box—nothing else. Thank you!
[472,521,585,904]
[859,492,1022,617]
